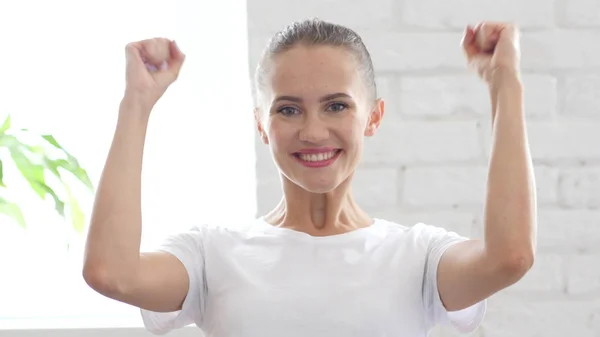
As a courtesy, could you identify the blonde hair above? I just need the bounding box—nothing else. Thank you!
[253,18,377,106]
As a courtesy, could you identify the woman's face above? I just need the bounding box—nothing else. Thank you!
[256,44,384,194]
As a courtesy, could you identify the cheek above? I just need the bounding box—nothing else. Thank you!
[342,115,368,145]
[267,119,291,149]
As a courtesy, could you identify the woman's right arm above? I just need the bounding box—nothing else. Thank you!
[83,38,188,312]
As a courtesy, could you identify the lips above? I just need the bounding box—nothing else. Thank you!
[295,149,340,162]
[292,149,342,168]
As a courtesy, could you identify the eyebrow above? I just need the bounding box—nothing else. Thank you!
[273,93,352,104]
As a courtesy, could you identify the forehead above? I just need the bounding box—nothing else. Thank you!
[267,45,362,96]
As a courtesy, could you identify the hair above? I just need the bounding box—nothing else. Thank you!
[253,18,377,107]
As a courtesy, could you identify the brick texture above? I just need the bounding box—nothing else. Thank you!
[248,1,600,335]
[399,0,555,29]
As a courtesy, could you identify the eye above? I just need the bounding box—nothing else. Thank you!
[277,106,300,116]
[327,102,348,112]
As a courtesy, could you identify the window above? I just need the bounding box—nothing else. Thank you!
[0,0,255,330]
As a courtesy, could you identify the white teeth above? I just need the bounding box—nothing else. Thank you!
[299,151,338,162]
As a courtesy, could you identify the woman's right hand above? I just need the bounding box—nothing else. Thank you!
[124,38,186,111]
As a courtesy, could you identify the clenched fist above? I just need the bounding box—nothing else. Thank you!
[124,38,186,109]
[462,22,520,84]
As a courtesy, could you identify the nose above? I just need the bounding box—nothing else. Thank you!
[298,113,329,143]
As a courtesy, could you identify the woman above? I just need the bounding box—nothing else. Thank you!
[83,18,536,336]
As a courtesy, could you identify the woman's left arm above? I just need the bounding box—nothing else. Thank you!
[436,23,537,311]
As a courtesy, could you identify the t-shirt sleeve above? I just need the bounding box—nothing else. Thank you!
[140,226,207,335]
[419,223,487,334]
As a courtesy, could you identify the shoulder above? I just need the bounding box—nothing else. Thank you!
[156,218,265,248]
[374,218,453,237]
[178,218,274,243]
[374,218,467,248]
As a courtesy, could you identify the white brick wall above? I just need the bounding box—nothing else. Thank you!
[248,1,600,336]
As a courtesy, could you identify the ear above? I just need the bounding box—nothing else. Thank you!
[364,98,385,137]
[254,107,269,145]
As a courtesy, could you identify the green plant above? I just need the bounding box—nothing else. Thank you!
[0,115,93,233]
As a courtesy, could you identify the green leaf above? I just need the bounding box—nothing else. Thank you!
[0,159,4,187]
[0,115,10,133]
[10,146,70,220]
[42,135,93,191]
[9,149,47,199]
[41,135,62,151]
[0,134,18,147]
[65,185,85,233]
[72,167,93,191]
[42,135,78,164]
[70,201,85,233]
[6,148,66,217]
[10,152,65,216]
[39,183,66,217]
[43,158,62,179]
[56,159,94,191]
[6,149,66,218]
[0,197,26,228]
[1,129,91,234]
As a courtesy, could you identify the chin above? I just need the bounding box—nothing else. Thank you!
[275,151,356,194]
[294,176,344,194]
[300,185,337,194]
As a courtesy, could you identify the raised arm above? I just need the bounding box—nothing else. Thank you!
[82,38,189,312]
[436,23,537,311]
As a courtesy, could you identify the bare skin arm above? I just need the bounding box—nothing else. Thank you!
[83,39,189,312]
[436,23,536,311]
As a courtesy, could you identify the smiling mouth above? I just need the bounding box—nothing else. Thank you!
[292,149,342,167]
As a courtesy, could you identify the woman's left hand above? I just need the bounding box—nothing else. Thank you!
[461,22,521,84]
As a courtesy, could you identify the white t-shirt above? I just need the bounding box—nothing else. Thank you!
[140,218,486,336]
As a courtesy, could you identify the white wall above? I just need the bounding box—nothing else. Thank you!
[4,1,598,337]
[0,328,197,337]
[248,0,600,336]
[0,327,196,337]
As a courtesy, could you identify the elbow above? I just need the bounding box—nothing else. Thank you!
[82,263,115,294]
[496,249,535,283]
[82,263,130,299]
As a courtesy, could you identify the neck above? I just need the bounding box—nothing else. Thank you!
[263,175,373,236]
